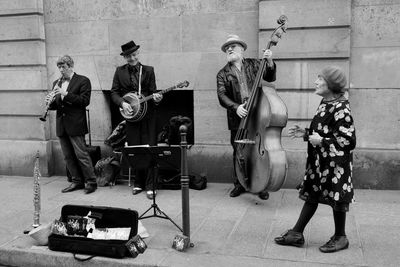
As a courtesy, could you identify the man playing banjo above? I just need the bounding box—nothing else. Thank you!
[110,40,163,199]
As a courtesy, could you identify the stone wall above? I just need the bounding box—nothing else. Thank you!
[0,0,51,176]
[41,0,261,180]
[350,0,400,189]
[258,0,400,189]
[2,0,399,189]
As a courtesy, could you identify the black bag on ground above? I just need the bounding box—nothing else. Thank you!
[158,170,207,190]
[190,174,207,190]
[48,205,138,259]
[94,156,120,186]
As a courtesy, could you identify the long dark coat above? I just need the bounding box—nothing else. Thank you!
[110,63,157,145]
[299,99,356,210]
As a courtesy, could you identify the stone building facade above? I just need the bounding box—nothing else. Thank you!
[0,0,399,189]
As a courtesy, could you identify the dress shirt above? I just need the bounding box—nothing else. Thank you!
[60,73,74,100]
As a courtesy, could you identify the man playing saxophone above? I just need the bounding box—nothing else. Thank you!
[46,55,97,194]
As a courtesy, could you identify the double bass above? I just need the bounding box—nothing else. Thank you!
[234,15,288,194]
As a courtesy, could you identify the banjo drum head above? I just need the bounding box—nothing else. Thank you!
[120,93,141,120]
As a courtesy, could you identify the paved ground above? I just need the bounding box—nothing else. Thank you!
[0,175,399,267]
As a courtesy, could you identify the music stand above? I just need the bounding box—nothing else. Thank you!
[122,145,182,232]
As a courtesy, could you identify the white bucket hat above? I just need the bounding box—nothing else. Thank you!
[221,34,247,52]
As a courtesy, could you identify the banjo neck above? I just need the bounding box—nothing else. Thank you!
[139,85,178,104]
[120,80,189,122]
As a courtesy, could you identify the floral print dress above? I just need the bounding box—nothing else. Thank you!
[298,98,356,211]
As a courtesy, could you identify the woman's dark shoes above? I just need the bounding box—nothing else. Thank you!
[229,185,245,197]
[132,187,143,195]
[61,183,84,193]
[274,229,305,247]
[319,235,349,253]
[84,184,97,194]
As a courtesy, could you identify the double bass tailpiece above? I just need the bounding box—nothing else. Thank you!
[234,139,256,144]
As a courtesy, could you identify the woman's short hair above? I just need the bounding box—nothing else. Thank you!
[56,55,74,68]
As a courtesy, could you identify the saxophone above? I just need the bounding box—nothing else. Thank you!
[33,151,41,227]
[39,77,62,122]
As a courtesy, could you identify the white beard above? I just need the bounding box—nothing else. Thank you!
[227,52,242,63]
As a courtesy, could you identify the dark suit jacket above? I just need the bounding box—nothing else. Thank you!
[110,63,157,109]
[49,73,91,137]
[216,58,276,131]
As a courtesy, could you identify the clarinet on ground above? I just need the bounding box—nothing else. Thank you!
[33,151,41,227]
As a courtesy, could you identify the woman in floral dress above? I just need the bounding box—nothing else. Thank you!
[274,66,356,253]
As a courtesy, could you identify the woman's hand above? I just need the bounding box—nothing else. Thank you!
[288,124,306,138]
[309,131,323,147]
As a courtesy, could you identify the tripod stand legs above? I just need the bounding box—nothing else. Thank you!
[139,165,182,232]
[140,203,182,232]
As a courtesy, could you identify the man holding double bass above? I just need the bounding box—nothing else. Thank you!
[217,34,276,200]
[110,40,163,199]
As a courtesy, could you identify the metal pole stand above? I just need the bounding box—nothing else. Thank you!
[172,125,194,251]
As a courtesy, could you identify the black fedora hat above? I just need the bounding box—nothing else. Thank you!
[120,40,140,56]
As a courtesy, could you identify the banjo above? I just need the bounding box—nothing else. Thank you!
[120,80,189,122]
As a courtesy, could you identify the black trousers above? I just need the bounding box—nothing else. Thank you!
[59,135,96,185]
[230,130,242,187]
[126,117,157,190]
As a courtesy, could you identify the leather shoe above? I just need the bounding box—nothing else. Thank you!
[146,190,156,200]
[61,183,84,193]
[229,185,245,197]
[274,229,305,247]
[258,190,269,200]
[84,184,97,194]
[319,235,349,253]
[132,187,143,195]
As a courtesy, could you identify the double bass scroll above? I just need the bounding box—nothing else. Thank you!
[234,15,288,194]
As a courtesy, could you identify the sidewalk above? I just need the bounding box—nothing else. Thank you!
[0,176,399,267]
